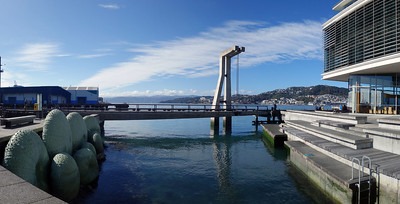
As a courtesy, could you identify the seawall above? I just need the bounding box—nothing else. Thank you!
[280,110,400,203]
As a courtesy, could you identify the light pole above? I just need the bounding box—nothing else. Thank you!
[0,56,4,88]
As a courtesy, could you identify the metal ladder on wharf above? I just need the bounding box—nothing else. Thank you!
[350,156,379,204]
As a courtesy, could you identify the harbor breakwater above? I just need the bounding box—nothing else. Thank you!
[1,109,105,202]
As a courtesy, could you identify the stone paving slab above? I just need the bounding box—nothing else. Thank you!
[0,166,65,203]
[0,120,44,142]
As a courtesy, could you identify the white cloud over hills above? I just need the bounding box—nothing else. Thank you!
[81,20,323,94]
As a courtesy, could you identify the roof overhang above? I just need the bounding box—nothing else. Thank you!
[333,0,356,11]
[322,53,400,82]
[323,0,372,29]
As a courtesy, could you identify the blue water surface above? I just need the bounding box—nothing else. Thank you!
[72,105,332,204]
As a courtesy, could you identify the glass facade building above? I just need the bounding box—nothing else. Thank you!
[348,74,400,113]
[324,0,400,72]
[323,0,400,113]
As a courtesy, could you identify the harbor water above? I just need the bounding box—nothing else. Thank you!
[73,105,333,203]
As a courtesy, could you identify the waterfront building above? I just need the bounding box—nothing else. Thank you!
[62,86,99,105]
[0,86,99,106]
[323,0,400,113]
[0,86,71,106]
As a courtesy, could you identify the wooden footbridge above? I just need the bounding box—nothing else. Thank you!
[67,103,278,134]
[2,103,280,135]
[63,104,272,120]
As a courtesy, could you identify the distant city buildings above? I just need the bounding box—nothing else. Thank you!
[260,94,347,106]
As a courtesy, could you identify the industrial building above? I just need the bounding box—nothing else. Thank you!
[0,86,99,107]
[62,87,99,105]
[323,0,400,113]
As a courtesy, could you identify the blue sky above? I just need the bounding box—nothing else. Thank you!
[0,0,343,97]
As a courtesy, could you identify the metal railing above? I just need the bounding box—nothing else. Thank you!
[63,103,271,113]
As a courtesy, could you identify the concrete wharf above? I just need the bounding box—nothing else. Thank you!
[263,110,400,203]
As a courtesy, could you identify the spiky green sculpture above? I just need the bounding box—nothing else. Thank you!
[83,115,101,135]
[73,148,99,185]
[82,142,97,155]
[2,130,50,191]
[92,132,104,155]
[50,153,80,201]
[42,109,72,158]
[66,112,87,152]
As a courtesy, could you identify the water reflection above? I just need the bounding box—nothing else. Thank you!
[73,118,332,203]
[261,136,288,161]
[213,139,234,201]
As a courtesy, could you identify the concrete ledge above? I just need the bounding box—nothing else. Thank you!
[315,120,355,130]
[284,110,367,124]
[357,127,400,155]
[261,124,287,147]
[286,120,372,149]
[283,124,400,203]
[363,128,400,139]
[377,118,400,130]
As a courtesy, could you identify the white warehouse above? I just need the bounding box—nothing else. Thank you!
[63,86,99,105]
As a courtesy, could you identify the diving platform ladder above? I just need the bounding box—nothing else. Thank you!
[351,156,379,204]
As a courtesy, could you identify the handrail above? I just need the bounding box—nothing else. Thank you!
[102,103,270,112]
[362,156,372,204]
[351,157,361,204]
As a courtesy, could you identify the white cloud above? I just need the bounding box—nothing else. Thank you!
[80,20,323,93]
[14,43,62,71]
[102,89,207,97]
[98,4,120,10]
[78,53,111,59]
[77,47,113,59]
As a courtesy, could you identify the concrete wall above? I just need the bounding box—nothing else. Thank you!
[368,134,400,155]
[288,144,352,203]
[287,130,400,203]
[378,174,400,204]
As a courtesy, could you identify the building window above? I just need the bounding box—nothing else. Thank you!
[324,0,400,72]
[348,74,399,114]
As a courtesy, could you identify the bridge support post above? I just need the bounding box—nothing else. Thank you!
[211,117,220,135]
[223,117,232,135]
[210,45,244,136]
[99,120,105,136]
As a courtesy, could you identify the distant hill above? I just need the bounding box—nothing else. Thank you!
[252,85,348,102]
[102,85,347,104]
[161,85,348,104]
[102,95,190,103]
[159,96,213,104]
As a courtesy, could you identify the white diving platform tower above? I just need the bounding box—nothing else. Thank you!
[211,45,245,135]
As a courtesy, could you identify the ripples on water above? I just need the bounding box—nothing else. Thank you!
[73,115,332,204]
